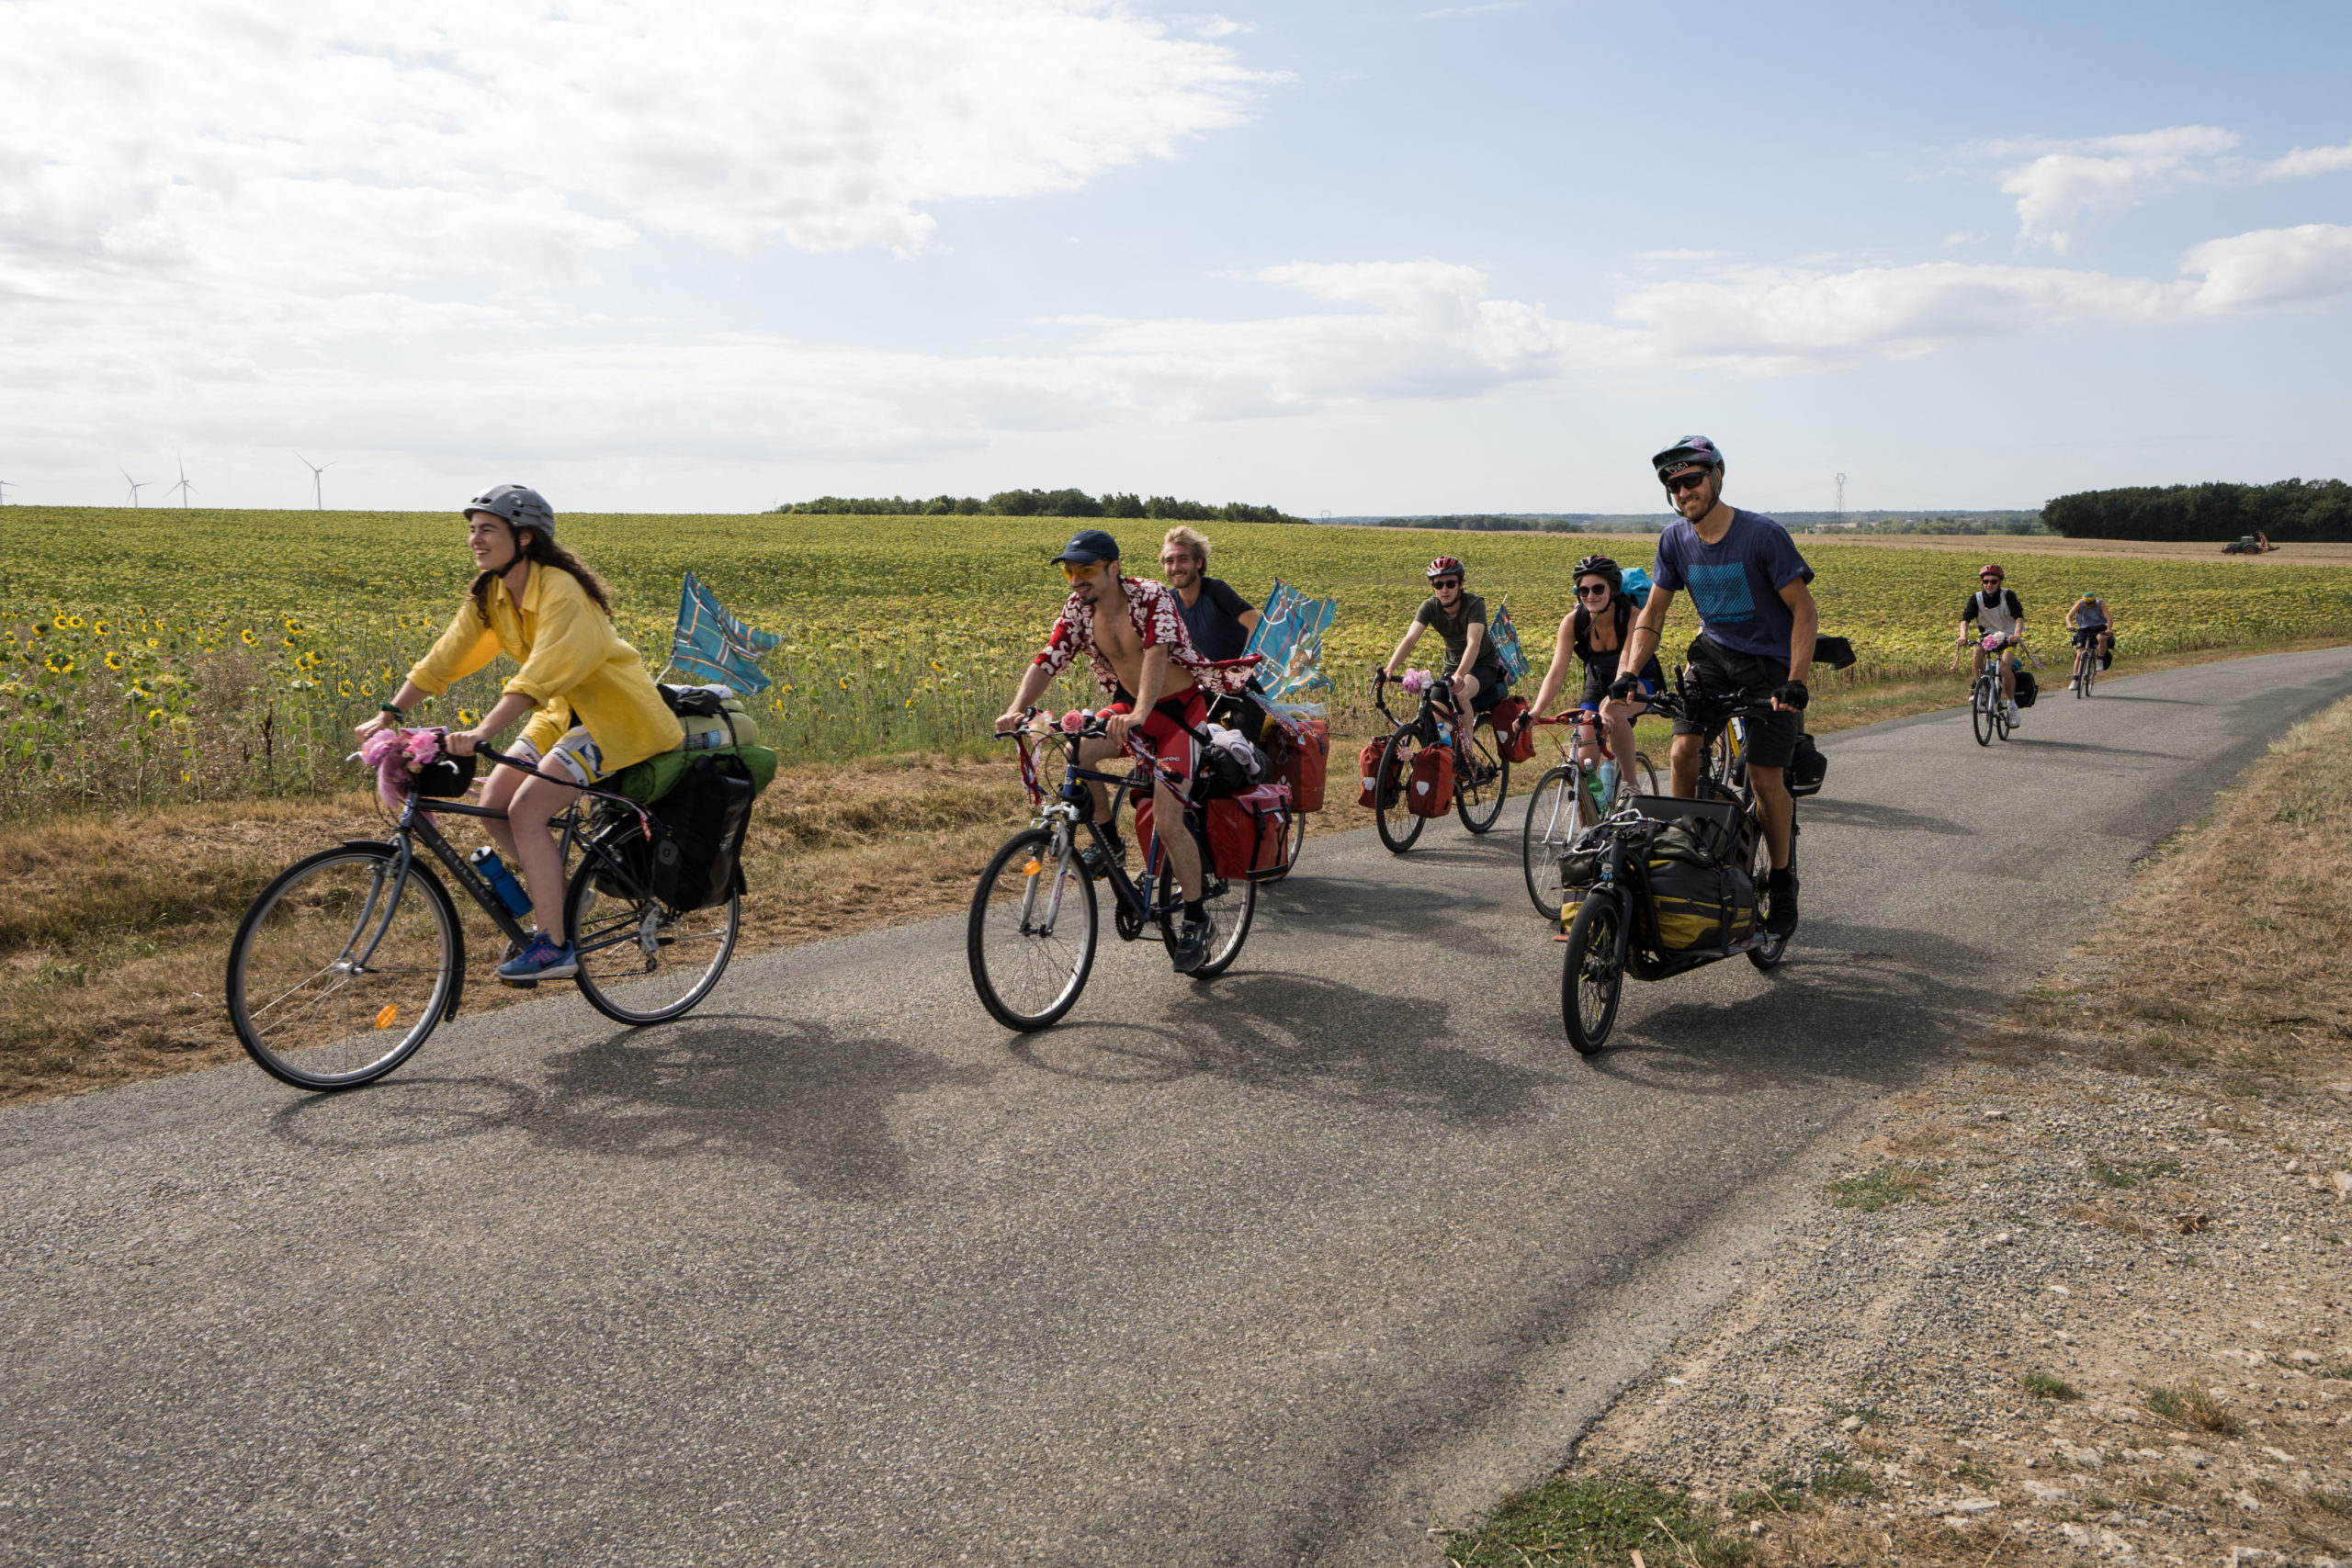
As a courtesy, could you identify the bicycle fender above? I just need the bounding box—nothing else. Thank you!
[334,839,469,1020]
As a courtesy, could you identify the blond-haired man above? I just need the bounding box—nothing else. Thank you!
[1159,526,1261,663]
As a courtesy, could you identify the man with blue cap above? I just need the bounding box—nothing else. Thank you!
[996,529,1254,973]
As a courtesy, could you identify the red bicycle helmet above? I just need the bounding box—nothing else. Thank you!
[1426,556,1465,581]
[1980,562,2005,580]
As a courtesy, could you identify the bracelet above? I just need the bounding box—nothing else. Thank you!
[379,703,405,717]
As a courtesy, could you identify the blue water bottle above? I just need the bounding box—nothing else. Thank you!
[469,847,534,919]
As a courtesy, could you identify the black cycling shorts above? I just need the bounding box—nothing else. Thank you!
[2070,626,2109,647]
[1670,636,1801,771]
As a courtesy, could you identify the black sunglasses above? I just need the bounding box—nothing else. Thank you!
[1430,578,1461,589]
[1664,469,1711,494]
[1576,583,1611,599]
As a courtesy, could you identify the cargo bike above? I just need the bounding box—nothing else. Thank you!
[1552,676,1817,1055]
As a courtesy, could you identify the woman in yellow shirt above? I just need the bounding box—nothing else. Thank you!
[357,485,680,982]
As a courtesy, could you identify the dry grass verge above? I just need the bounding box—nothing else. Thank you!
[1449,693,2352,1566]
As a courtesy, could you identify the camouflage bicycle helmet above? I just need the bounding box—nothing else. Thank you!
[1651,434,1724,481]
[1426,556,1466,581]
[464,483,556,540]
[1572,553,1623,593]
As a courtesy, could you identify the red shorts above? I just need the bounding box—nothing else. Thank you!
[1107,690,1205,783]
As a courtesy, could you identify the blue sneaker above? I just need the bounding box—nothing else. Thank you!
[497,933,577,984]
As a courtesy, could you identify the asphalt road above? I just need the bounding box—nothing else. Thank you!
[6,647,2349,1567]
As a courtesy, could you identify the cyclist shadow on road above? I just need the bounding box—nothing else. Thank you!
[270,1014,991,1199]
[1795,797,1972,837]
[1016,970,1564,1127]
[1555,918,2021,1103]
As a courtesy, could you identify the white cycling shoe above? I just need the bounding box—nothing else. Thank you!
[2006,701,2023,725]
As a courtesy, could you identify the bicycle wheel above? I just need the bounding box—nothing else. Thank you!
[1521,764,1583,918]
[1622,750,1661,805]
[968,827,1097,1031]
[1374,731,1425,853]
[1150,824,1257,978]
[565,824,740,1025]
[1745,818,1788,972]
[227,845,458,1090]
[1560,892,1624,1055]
[1453,715,1510,834]
[1267,807,1306,882]
[1972,679,1995,746]
[1995,688,2013,741]
[2081,651,2097,696]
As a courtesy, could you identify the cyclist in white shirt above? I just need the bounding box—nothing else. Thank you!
[1958,562,2026,727]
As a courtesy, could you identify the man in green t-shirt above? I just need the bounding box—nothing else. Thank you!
[1381,555,1510,714]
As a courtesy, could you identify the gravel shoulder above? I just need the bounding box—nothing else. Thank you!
[1453,694,2352,1567]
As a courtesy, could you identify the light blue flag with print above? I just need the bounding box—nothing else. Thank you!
[1240,580,1339,737]
[667,571,780,693]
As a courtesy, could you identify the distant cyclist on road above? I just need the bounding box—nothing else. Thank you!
[1382,556,1511,717]
[1611,436,1816,938]
[358,485,683,984]
[1959,563,2027,727]
[2067,591,2116,681]
[1523,554,1663,808]
[994,528,1252,974]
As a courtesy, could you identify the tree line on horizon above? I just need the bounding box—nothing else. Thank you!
[2042,479,2351,541]
[772,489,1302,524]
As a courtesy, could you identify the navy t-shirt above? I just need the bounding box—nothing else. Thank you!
[1176,576,1253,662]
[1650,509,1814,660]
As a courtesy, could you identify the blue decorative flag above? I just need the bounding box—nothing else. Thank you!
[1240,580,1339,738]
[1488,599,1531,682]
[667,571,780,693]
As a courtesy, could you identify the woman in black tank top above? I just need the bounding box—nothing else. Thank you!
[1524,558,1664,797]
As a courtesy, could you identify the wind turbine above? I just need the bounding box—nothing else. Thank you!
[169,453,196,507]
[120,466,151,507]
[295,450,333,510]
[0,479,14,505]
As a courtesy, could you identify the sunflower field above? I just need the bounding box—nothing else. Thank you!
[5,507,2348,818]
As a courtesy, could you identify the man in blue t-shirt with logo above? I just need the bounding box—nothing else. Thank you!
[1607,434,1818,937]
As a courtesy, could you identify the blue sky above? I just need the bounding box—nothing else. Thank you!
[5,0,2348,514]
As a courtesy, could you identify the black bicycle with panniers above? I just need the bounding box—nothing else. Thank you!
[1554,678,1795,1055]
[967,702,1290,1032]
[226,736,745,1091]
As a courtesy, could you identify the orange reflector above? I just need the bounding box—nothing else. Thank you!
[373,1004,400,1028]
[1022,859,1043,876]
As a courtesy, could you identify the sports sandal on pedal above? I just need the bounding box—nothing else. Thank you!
[1763,868,1799,939]
[498,932,579,984]
[1079,837,1126,879]
[1171,918,1211,974]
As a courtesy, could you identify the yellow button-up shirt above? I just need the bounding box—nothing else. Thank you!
[407,566,679,773]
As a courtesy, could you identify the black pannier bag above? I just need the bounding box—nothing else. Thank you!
[650,755,756,911]
[1647,857,1758,952]
[2012,670,2038,708]
[1787,732,1827,797]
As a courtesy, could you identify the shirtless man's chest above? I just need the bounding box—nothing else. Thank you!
[1095,587,1196,694]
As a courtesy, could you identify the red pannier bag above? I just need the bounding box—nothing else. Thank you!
[1408,746,1454,816]
[1270,717,1329,813]
[1207,783,1294,881]
[1488,696,1536,762]
[1356,738,1399,809]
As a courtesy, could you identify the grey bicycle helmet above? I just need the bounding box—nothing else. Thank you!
[1650,434,1724,481]
[463,484,556,539]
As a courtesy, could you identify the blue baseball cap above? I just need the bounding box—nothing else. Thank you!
[1052,528,1121,566]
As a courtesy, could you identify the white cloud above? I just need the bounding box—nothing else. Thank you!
[2263,142,2352,181]
[1419,2,1521,17]
[0,0,1269,331]
[1611,222,2352,371]
[1996,125,2239,253]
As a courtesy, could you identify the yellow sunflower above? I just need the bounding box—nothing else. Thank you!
[104,652,124,671]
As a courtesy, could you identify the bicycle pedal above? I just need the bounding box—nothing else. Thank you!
[499,976,539,989]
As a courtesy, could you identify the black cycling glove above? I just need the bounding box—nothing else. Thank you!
[1606,674,1645,701]
[1774,681,1810,711]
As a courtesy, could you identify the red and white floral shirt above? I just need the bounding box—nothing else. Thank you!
[1033,575,1252,702]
